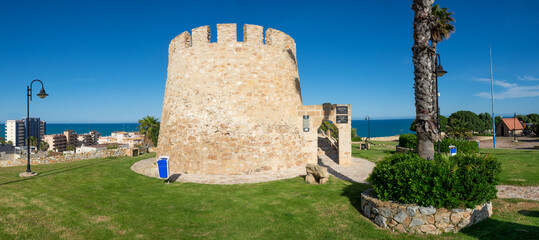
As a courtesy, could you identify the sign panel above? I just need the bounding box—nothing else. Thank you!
[336,106,348,114]
[336,115,348,124]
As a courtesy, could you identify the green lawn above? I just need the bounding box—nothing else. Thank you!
[480,148,539,186]
[0,154,537,239]
[352,141,398,163]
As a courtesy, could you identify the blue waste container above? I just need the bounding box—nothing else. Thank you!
[476,140,480,148]
[449,145,457,156]
[157,156,169,179]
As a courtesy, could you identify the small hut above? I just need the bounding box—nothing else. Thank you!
[496,118,524,136]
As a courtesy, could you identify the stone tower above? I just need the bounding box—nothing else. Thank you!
[157,24,307,175]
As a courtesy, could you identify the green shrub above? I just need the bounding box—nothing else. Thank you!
[367,153,501,208]
[351,136,362,142]
[398,134,417,149]
[440,138,479,153]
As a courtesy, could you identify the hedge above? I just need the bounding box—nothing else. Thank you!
[367,153,501,208]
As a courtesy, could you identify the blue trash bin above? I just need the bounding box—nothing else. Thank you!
[449,145,457,156]
[157,156,169,179]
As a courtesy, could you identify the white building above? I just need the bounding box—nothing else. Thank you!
[98,131,143,148]
[5,118,46,147]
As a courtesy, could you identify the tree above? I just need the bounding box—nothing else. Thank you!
[526,113,539,123]
[448,111,482,132]
[40,141,49,151]
[138,116,160,147]
[430,4,454,146]
[410,115,447,133]
[7,140,13,146]
[478,112,493,133]
[66,145,75,151]
[516,114,530,124]
[412,0,436,160]
[0,137,5,145]
[28,136,37,147]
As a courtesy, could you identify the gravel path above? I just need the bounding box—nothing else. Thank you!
[496,185,539,201]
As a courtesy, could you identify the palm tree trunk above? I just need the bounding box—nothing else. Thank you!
[412,0,436,160]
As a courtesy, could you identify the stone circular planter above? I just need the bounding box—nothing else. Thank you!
[361,189,492,234]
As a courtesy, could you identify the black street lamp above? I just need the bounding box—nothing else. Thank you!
[435,54,447,154]
[513,112,517,142]
[365,115,371,140]
[22,79,48,177]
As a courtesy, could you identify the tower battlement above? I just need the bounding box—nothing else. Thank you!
[168,24,296,56]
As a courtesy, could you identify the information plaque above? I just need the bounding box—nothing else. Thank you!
[336,106,348,114]
[336,115,348,124]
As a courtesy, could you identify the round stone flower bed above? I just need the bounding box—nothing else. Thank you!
[361,189,493,234]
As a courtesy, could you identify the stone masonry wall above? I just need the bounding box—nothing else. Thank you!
[157,24,306,175]
[0,149,127,167]
[361,189,493,234]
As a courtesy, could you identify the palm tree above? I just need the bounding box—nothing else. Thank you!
[40,141,49,151]
[28,136,37,147]
[412,0,436,160]
[138,116,160,147]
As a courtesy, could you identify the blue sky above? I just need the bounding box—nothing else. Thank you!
[1,0,538,123]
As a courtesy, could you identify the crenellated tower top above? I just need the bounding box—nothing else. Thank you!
[168,24,296,56]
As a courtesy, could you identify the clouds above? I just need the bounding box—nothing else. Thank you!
[518,76,539,81]
[474,77,539,100]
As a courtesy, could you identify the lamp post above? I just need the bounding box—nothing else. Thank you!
[365,115,371,140]
[434,54,447,154]
[513,112,517,142]
[22,79,48,177]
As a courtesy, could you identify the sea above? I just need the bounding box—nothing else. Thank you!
[0,119,415,139]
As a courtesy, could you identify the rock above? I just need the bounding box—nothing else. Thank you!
[380,209,392,218]
[374,215,387,228]
[452,208,466,213]
[409,218,424,227]
[363,205,371,218]
[319,177,328,184]
[394,224,406,233]
[420,224,436,233]
[306,164,329,178]
[435,212,450,223]
[407,206,419,217]
[444,227,455,233]
[419,206,436,215]
[388,219,398,227]
[372,207,379,214]
[450,213,462,223]
[457,218,470,228]
[305,174,317,184]
[394,211,408,223]
[427,215,435,224]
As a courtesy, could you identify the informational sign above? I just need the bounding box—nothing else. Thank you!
[336,106,348,114]
[336,115,348,124]
[303,115,310,132]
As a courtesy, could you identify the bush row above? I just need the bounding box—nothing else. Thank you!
[367,153,501,208]
[398,134,479,153]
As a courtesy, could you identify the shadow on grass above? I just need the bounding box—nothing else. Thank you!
[0,157,115,186]
[341,182,372,214]
[459,217,539,240]
[518,210,539,217]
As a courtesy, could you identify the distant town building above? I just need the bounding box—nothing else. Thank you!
[496,117,525,136]
[42,130,101,152]
[5,118,46,147]
[98,131,143,147]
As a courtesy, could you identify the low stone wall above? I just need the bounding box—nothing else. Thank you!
[361,189,492,234]
[0,149,127,167]
[370,135,400,142]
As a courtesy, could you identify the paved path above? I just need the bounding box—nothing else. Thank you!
[131,155,375,185]
[131,152,537,201]
[496,185,539,201]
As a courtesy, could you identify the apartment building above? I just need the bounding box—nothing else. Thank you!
[43,130,102,152]
[98,131,143,147]
[77,130,101,146]
[5,118,46,147]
